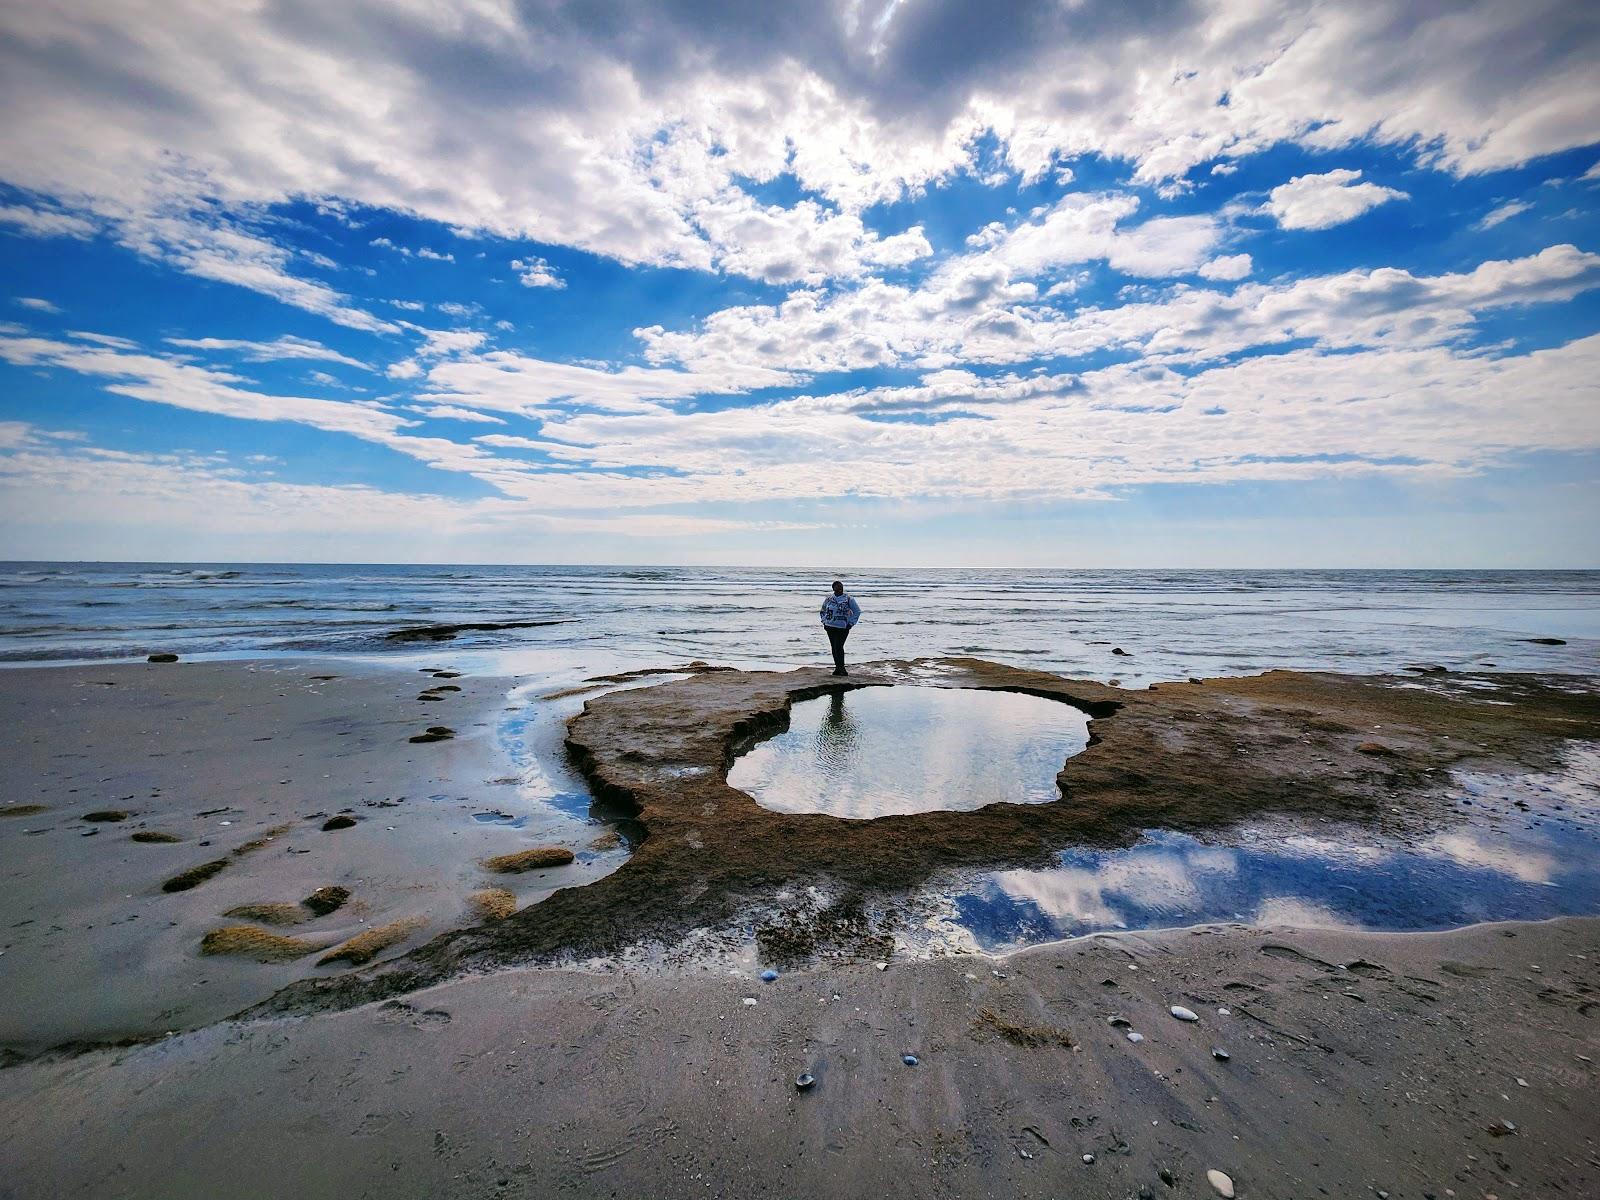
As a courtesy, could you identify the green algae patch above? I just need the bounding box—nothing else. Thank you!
[482,846,574,873]
[223,902,307,926]
[319,917,426,967]
[468,888,517,920]
[201,925,323,962]
[161,858,230,893]
[1,804,48,818]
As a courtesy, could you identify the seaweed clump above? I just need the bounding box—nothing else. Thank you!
[468,888,517,920]
[162,858,230,893]
[200,926,323,962]
[482,847,574,873]
[319,917,426,967]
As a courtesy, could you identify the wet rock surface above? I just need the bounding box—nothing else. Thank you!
[253,658,1600,1019]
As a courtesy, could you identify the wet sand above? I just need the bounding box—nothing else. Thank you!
[1,917,1595,1198]
[0,659,623,1053]
[1,658,1597,1197]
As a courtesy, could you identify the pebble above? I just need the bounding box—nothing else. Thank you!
[760,969,779,982]
[1515,1077,1528,1087]
[741,997,757,1007]
[1082,1153,1095,1164]
[1206,1168,1235,1197]
[1212,1047,1230,1061]
[1170,1005,1200,1022]
[875,962,887,971]
[1487,1119,1517,1136]
[1127,1032,1145,1043]
[1108,1015,1131,1027]
[902,1054,919,1067]
[1217,1007,1231,1016]
[794,1072,814,1091]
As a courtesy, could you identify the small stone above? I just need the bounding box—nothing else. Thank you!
[1170,1005,1199,1022]
[741,997,757,1006]
[1217,1007,1231,1016]
[1127,1031,1145,1043]
[902,1054,919,1066]
[1516,1077,1528,1087]
[1111,647,1129,656]
[875,962,887,971]
[1108,1015,1131,1027]
[321,815,358,831]
[1159,1167,1176,1187]
[1212,1047,1230,1061]
[1206,1168,1235,1198]
[82,810,130,822]
[1486,1119,1517,1136]
[760,968,779,982]
[794,1072,814,1090]
[1082,1153,1095,1164]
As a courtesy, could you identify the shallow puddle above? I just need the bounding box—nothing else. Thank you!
[915,742,1600,953]
[727,685,1091,819]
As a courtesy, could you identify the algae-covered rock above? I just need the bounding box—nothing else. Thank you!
[222,902,307,926]
[468,888,517,920]
[161,858,229,893]
[318,916,426,967]
[302,885,350,916]
[131,830,182,843]
[200,925,322,962]
[82,810,130,822]
[482,846,575,873]
[0,804,48,818]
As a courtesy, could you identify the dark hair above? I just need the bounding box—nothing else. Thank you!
[831,579,843,590]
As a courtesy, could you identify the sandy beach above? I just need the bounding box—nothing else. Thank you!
[1,657,1597,1198]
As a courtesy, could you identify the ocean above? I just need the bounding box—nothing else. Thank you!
[2,563,1596,682]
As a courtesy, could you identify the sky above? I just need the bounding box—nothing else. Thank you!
[1,0,1598,567]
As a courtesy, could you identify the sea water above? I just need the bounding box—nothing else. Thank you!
[3,563,1597,951]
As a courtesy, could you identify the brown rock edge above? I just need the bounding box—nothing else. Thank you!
[250,658,1599,1021]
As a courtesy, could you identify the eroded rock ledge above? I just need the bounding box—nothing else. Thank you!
[253,658,1599,1018]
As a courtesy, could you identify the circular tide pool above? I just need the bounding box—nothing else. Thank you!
[726,685,1092,820]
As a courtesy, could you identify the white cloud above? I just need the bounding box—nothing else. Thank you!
[165,335,368,369]
[1478,199,1533,229]
[510,257,565,289]
[412,404,506,425]
[1263,169,1408,230]
[0,204,97,238]
[1199,254,1252,281]
[14,296,61,314]
[372,236,454,262]
[0,1,1592,297]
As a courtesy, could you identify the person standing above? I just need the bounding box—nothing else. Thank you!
[819,579,861,676]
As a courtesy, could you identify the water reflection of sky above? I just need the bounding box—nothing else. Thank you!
[728,686,1091,819]
[933,743,1600,952]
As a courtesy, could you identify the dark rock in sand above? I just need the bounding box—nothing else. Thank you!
[482,847,575,873]
[1525,637,1566,645]
[431,671,461,679]
[321,815,358,831]
[431,684,462,692]
[161,858,230,892]
[1,804,49,818]
[1356,742,1397,756]
[417,692,445,701]
[409,726,455,743]
[302,885,351,916]
[146,653,179,663]
[82,810,130,822]
[131,830,182,843]
[1111,647,1130,656]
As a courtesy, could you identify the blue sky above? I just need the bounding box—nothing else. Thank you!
[1,0,1597,566]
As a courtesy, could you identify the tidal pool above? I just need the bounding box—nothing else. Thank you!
[726,685,1091,819]
[915,741,1600,953]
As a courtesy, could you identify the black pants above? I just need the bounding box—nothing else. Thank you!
[825,624,850,672]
